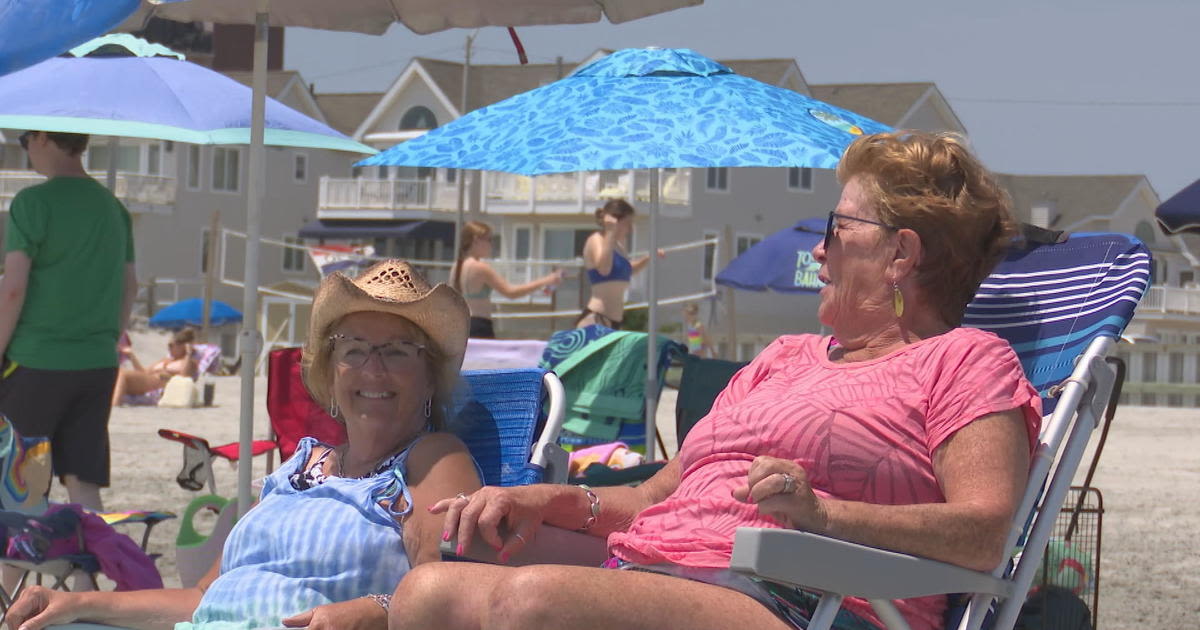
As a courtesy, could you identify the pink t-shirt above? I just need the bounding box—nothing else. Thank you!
[608,327,1041,630]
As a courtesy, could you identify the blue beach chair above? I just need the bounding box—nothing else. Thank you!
[730,232,1151,630]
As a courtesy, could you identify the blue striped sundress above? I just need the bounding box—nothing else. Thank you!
[176,437,418,629]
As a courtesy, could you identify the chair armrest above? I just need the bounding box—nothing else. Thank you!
[442,524,609,567]
[730,528,1014,601]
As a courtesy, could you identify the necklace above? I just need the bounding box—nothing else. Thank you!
[334,432,423,479]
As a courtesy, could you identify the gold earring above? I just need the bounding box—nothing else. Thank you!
[892,283,905,318]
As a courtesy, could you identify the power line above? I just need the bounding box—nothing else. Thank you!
[949,95,1200,107]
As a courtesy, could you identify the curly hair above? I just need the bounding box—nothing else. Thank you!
[837,130,1017,325]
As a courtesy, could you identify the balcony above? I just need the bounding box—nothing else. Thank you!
[1139,286,1200,318]
[317,169,691,219]
[0,170,176,213]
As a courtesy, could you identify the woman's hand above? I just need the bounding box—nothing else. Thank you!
[731,456,829,532]
[429,486,544,563]
[281,598,385,630]
[4,586,83,630]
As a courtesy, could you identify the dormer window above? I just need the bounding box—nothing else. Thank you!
[400,106,438,131]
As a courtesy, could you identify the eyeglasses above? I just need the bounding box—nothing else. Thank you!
[823,210,896,245]
[17,131,32,151]
[329,334,426,372]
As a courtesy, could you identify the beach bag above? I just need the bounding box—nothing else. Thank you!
[158,375,200,408]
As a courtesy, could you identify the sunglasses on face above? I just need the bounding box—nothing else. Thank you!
[18,131,32,151]
[823,210,896,245]
[329,334,426,372]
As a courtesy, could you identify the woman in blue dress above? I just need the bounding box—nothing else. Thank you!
[6,260,482,630]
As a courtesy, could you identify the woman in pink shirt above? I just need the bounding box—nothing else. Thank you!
[392,131,1041,630]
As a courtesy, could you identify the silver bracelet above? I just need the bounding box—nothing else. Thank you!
[577,484,600,531]
[367,593,391,611]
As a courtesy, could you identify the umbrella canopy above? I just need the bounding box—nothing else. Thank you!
[0,0,140,76]
[124,0,701,34]
[149,298,243,329]
[0,49,373,153]
[715,217,826,293]
[359,47,890,458]
[360,48,891,174]
[1156,177,1200,235]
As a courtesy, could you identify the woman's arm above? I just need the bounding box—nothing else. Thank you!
[3,584,204,630]
[469,260,561,300]
[584,224,618,275]
[401,432,485,566]
[735,409,1030,572]
[0,250,31,360]
[435,455,682,561]
[629,249,665,274]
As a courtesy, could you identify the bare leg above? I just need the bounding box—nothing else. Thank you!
[391,562,792,630]
[111,369,165,406]
[62,474,103,511]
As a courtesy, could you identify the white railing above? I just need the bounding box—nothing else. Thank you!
[319,169,691,214]
[0,170,176,210]
[1139,286,1200,317]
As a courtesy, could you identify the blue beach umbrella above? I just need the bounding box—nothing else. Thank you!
[360,47,890,457]
[0,0,140,76]
[149,298,243,330]
[716,217,826,293]
[360,48,890,174]
[1156,177,1200,234]
[0,43,374,152]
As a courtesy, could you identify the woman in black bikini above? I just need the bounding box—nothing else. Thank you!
[576,199,661,329]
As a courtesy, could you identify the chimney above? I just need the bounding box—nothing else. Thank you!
[212,23,285,72]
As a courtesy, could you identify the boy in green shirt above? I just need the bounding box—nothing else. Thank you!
[0,131,137,510]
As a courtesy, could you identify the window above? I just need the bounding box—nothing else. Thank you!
[702,230,718,281]
[293,153,308,183]
[543,227,593,261]
[514,226,532,260]
[399,106,438,130]
[187,145,202,190]
[788,167,813,191]
[739,342,756,361]
[211,147,240,192]
[445,168,457,184]
[1142,352,1158,382]
[1169,352,1185,383]
[736,234,762,257]
[1181,270,1195,287]
[282,236,306,272]
[86,144,140,172]
[147,143,161,176]
[705,167,728,191]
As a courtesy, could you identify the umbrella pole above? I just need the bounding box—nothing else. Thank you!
[105,137,118,191]
[645,169,660,460]
[237,2,269,518]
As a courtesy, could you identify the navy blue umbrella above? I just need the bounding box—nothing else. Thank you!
[149,298,243,330]
[716,217,826,293]
[0,0,139,76]
[1156,177,1200,234]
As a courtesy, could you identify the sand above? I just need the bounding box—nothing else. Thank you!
[49,329,1199,629]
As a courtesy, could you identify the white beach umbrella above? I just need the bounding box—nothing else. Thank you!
[121,0,704,516]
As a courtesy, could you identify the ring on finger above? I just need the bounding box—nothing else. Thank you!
[780,473,796,495]
[514,533,526,544]
[455,492,469,501]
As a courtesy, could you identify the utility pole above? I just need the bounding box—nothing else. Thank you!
[452,31,477,280]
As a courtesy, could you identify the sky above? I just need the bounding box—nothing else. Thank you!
[284,0,1200,200]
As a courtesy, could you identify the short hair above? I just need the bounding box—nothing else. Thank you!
[44,132,89,157]
[594,198,636,226]
[837,130,1017,326]
[172,328,197,344]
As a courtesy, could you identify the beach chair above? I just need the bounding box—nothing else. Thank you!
[540,325,685,458]
[728,231,1151,630]
[118,343,223,407]
[0,416,173,620]
[157,347,346,495]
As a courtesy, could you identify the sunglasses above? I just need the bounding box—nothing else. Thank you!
[17,131,32,151]
[329,334,427,372]
[823,210,896,245]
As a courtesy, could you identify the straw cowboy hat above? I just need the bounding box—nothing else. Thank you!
[303,260,469,409]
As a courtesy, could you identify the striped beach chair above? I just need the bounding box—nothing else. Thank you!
[730,231,1152,630]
